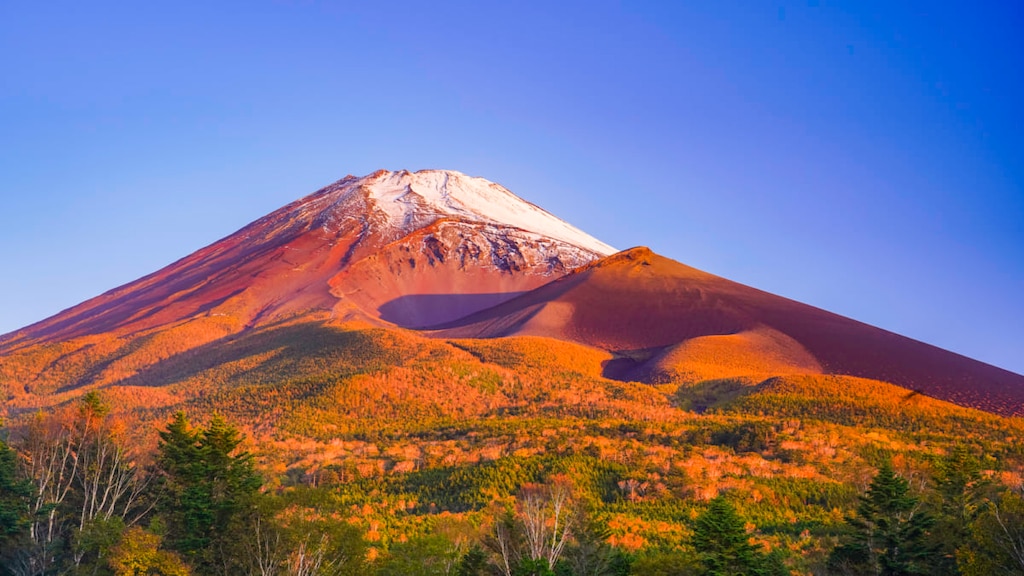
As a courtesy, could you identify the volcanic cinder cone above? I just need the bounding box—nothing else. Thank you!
[434,247,1024,416]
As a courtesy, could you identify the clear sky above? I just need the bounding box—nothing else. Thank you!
[2,1,1022,375]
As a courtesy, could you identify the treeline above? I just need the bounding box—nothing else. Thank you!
[2,394,1024,575]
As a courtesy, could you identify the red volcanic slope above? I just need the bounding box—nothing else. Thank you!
[434,247,1024,416]
[0,170,612,353]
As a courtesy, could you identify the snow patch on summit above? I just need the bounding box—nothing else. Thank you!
[358,170,616,256]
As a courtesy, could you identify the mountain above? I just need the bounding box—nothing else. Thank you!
[4,169,1023,576]
[434,247,1024,415]
[0,169,613,353]
[1,169,1022,418]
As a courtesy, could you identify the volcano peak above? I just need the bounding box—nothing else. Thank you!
[0,170,615,348]
[346,169,616,256]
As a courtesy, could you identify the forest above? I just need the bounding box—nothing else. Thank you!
[2,390,1024,576]
[3,325,1024,575]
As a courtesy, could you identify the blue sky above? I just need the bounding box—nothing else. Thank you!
[2,1,1022,374]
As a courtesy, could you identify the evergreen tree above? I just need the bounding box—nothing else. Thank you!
[933,446,986,526]
[514,557,556,576]
[930,445,987,574]
[197,414,261,539]
[829,461,936,576]
[157,412,261,572]
[0,435,34,571]
[627,551,700,576]
[157,411,205,554]
[457,546,488,576]
[559,520,628,576]
[692,495,785,576]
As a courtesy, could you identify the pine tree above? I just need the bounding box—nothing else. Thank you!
[457,546,488,576]
[560,520,620,576]
[0,435,34,564]
[829,461,936,576]
[692,495,785,576]
[157,411,206,555]
[157,412,261,571]
[930,445,987,574]
[198,414,261,538]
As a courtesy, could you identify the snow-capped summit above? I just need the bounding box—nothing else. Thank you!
[284,169,614,256]
[358,170,615,256]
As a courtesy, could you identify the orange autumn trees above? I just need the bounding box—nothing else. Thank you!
[7,392,152,574]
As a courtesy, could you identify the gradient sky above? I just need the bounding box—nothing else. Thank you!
[2,1,1022,375]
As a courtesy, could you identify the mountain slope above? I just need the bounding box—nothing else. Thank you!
[2,171,1022,418]
[0,170,612,353]
[433,247,1024,416]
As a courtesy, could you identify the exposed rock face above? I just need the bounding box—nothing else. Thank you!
[331,219,605,328]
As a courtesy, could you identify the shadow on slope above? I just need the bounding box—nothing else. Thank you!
[114,320,408,392]
[378,292,528,329]
[76,322,668,440]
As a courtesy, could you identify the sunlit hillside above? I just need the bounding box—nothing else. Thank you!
[3,317,1022,574]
